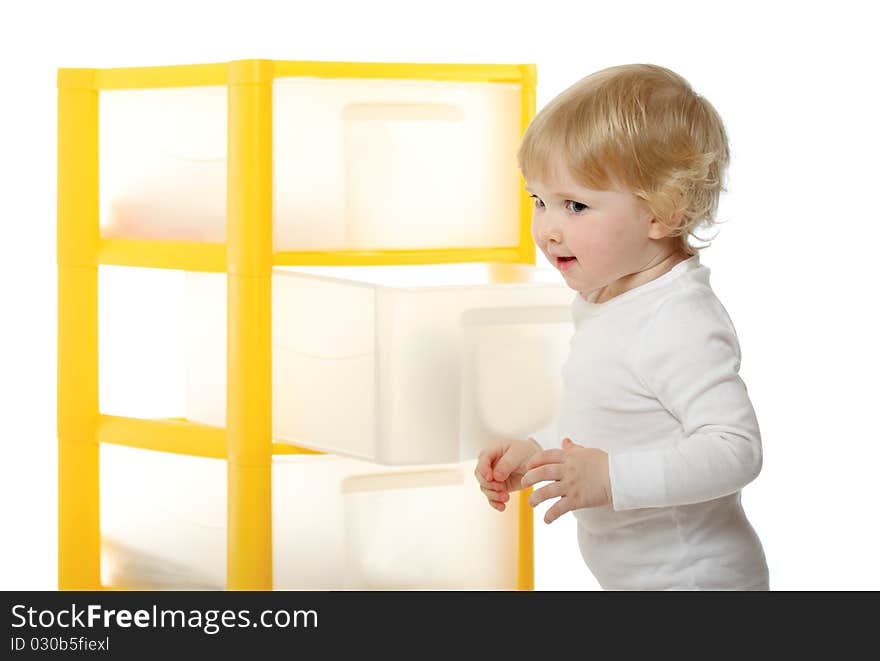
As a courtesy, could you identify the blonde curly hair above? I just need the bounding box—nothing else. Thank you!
[517,63,730,257]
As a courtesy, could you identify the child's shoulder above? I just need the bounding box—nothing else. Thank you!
[632,273,744,383]
[645,266,736,337]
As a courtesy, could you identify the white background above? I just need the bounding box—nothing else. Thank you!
[1,0,878,591]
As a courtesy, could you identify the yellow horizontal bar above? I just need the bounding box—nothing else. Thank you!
[97,415,226,457]
[273,247,525,267]
[97,242,529,270]
[271,443,324,456]
[96,415,323,458]
[73,60,531,91]
[273,60,532,83]
[98,239,226,272]
[93,63,227,90]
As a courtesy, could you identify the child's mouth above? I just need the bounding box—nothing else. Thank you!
[556,256,577,271]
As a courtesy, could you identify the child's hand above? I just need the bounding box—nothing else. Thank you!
[474,438,542,512]
[521,437,613,523]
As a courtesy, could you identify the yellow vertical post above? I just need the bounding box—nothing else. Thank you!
[517,489,534,590]
[518,64,538,265]
[226,59,274,590]
[517,64,538,591]
[57,68,101,590]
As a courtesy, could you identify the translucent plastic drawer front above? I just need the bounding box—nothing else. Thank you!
[460,305,573,460]
[185,264,574,465]
[341,464,518,590]
[100,446,518,590]
[99,78,522,251]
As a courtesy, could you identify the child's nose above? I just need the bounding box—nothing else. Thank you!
[535,214,563,244]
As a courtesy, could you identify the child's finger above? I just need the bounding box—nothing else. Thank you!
[475,448,501,482]
[527,481,563,508]
[543,495,575,524]
[525,449,565,471]
[481,486,509,502]
[520,464,563,490]
[474,470,505,493]
[492,449,523,482]
[474,455,492,483]
[481,488,508,511]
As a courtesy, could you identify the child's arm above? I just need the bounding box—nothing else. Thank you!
[610,290,763,510]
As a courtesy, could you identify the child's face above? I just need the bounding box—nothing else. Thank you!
[526,158,670,299]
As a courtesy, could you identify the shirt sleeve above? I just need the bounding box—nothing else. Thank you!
[607,290,763,511]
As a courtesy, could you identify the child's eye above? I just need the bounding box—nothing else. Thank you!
[528,194,589,213]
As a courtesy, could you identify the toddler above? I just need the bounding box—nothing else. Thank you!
[475,63,769,590]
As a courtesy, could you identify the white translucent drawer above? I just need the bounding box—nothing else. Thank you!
[100,445,371,590]
[99,78,522,251]
[185,264,573,465]
[460,305,572,459]
[100,446,516,590]
[341,462,518,590]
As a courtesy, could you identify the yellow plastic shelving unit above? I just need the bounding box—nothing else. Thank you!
[57,59,538,591]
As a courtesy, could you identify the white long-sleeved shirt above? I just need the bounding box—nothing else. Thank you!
[533,255,769,590]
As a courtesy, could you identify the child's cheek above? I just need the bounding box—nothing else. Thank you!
[573,233,611,270]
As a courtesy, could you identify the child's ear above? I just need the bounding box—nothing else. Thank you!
[647,212,683,240]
